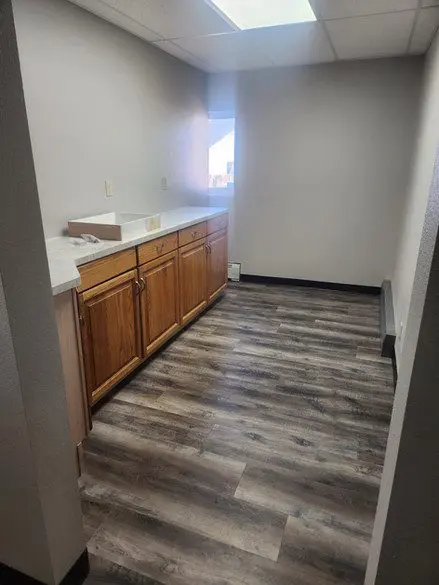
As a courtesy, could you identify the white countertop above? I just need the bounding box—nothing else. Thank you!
[46,206,228,296]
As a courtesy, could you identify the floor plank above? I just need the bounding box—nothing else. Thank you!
[84,554,164,585]
[81,282,393,585]
[87,513,294,585]
[277,515,369,585]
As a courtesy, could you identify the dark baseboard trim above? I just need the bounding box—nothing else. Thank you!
[391,347,398,391]
[240,274,380,295]
[381,334,396,359]
[60,550,89,585]
[0,550,89,585]
[380,280,396,359]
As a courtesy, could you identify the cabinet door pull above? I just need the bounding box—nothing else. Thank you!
[134,280,141,295]
[140,277,146,291]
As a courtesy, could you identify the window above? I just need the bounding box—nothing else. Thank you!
[208,116,235,194]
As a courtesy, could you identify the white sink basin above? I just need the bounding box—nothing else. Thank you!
[68,212,161,241]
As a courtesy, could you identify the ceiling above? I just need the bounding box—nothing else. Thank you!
[68,0,439,72]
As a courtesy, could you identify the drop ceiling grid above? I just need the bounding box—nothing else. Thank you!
[409,6,439,52]
[153,1,437,70]
[325,11,417,60]
[68,0,439,71]
[98,0,235,38]
[69,0,163,41]
[165,31,277,71]
[309,0,419,20]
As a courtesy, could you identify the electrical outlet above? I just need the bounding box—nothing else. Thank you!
[161,176,168,191]
[104,180,114,199]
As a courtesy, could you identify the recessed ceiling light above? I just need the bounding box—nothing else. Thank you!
[208,0,317,30]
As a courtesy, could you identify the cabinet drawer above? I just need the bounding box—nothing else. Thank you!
[77,248,136,293]
[178,222,207,247]
[137,233,178,265]
[207,214,228,235]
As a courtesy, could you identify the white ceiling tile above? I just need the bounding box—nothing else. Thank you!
[245,22,335,66]
[310,0,417,20]
[172,32,274,71]
[422,0,439,6]
[69,0,421,71]
[152,40,219,71]
[326,11,416,59]
[410,7,439,53]
[68,0,162,41]
[97,0,234,39]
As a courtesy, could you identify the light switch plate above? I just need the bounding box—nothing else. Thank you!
[104,180,114,199]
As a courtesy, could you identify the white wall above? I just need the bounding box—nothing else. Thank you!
[392,36,439,367]
[1,2,84,581]
[209,59,422,286]
[12,0,209,238]
[0,274,53,582]
[366,147,439,585]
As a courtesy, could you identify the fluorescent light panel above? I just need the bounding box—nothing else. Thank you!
[209,0,316,30]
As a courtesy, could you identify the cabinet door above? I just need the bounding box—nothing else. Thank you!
[139,250,180,356]
[207,229,228,303]
[179,238,207,326]
[78,269,143,405]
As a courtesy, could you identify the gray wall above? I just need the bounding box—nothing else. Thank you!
[0,2,84,582]
[209,58,422,286]
[366,148,439,584]
[0,278,52,582]
[392,35,439,367]
[12,0,209,238]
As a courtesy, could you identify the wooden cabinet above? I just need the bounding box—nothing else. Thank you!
[179,238,208,326]
[207,214,228,235]
[74,213,229,407]
[178,221,207,247]
[139,251,180,356]
[54,290,90,448]
[137,233,178,265]
[179,226,227,324]
[207,229,228,303]
[77,248,136,293]
[78,269,143,405]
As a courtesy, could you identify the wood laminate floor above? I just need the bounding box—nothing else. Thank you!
[81,282,394,585]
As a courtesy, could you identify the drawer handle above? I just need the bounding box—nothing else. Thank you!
[191,230,198,238]
[155,243,165,253]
